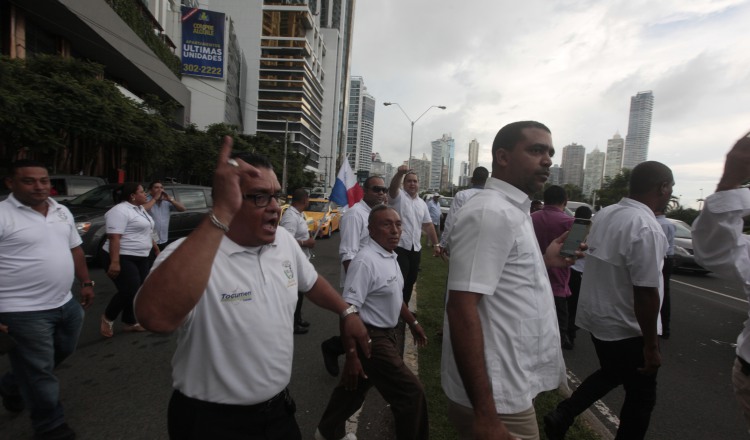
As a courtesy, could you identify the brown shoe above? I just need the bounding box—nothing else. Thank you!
[123,323,146,333]
[100,315,114,338]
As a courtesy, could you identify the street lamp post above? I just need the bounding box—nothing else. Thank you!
[383,102,446,169]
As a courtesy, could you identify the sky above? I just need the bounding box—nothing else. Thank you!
[348,0,750,208]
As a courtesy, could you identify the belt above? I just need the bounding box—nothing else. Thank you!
[738,356,750,376]
[176,387,289,413]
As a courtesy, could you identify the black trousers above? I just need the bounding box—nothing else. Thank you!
[660,257,674,336]
[168,389,301,440]
[567,269,583,340]
[556,336,658,439]
[103,253,150,325]
[395,246,421,304]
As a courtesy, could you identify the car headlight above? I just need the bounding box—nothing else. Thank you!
[75,221,91,236]
[674,245,690,257]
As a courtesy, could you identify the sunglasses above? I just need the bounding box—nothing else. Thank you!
[368,186,388,194]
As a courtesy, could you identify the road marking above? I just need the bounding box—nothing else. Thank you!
[672,279,747,304]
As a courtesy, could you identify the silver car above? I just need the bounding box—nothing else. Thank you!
[669,218,709,274]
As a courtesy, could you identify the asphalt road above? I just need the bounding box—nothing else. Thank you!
[0,234,396,439]
[562,270,750,439]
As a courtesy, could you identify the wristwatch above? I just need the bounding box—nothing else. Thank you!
[341,304,358,320]
[81,281,95,288]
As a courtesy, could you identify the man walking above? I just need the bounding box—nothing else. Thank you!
[321,176,388,376]
[426,193,441,244]
[135,137,370,440]
[143,180,186,249]
[315,206,428,440]
[532,185,575,349]
[692,131,750,432]
[442,121,570,440]
[0,160,95,440]
[280,188,316,334]
[545,161,674,440]
[439,166,489,252]
[388,165,439,304]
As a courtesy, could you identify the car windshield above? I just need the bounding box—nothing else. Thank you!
[307,201,330,212]
[672,221,692,239]
[439,198,452,208]
[66,185,116,208]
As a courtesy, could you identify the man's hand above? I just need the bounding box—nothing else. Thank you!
[409,323,428,347]
[543,231,587,268]
[432,244,442,257]
[717,131,750,191]
[396,164,410,175]
[341,353,367,391]
[341,314,371,359]
[107,261,121,280]
[0,323,8,333]
[80,286,94,310]
[639,345,661,376]
[211,136,262,225]
[302,237,316,248]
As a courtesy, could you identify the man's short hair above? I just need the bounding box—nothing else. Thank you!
[471,166,489,184]
[368,204,396,225]
[405,171,418,180]
[148,180,163,190]
[291,188,309,202]
[363,175,384,189]
[543,185,567,205]
[629,161,673,196]
[492,121,551,154]
[230,151,273,169]
[574,205,593,219]
[9,159,47,177]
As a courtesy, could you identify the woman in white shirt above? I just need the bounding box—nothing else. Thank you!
[100,183,157,337]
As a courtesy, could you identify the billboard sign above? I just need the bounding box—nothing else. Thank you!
[181,7,225,79]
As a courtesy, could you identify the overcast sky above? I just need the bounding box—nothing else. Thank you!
[348,0,750,208]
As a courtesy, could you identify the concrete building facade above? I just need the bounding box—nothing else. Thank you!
[623,90,654,170]
[345,76,374,173]
[582,147,605,198]
[604,132,625,179]
[561,143,586,188]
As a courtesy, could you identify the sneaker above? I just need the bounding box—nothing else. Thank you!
[314,428,357,440]
[0,385,24,412]
[34,422,76,440]
[543,409,572,440]
[321,341,340,377]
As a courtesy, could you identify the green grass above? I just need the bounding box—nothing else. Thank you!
[416,248,602,440]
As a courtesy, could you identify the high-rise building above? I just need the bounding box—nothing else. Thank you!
[549,164,562,185]
[345,77,375,173]
[622,91,654,170]
[406,154,431,189]
[582,148,606,198]
[561,143,586,188]
[370,154,393,183]
[604,132,625,179]
[430,134,455,191]
[468,139,479,174]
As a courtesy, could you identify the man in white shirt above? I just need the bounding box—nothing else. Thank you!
[0,160,95,440]
[439,166,489,252]
[426,193,441,245]
[315,206,428,440]
[280,188,316,334]
[692,132,750,432]
[545,161,674,440]
[135,137,370,440]
[442,121,574,440]
[388,165,439,304]
[321,176,388,376]
[655,209,675,339]
[143,180,186,249]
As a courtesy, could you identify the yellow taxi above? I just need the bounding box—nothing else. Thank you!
[304,198,341,238]
[280,203,317,235]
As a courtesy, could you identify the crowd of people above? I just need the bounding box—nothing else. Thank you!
[2,124,750,440]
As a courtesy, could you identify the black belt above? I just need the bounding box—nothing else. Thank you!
[737,356,750,376]
[175,387,290,413]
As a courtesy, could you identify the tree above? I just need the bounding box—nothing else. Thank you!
[597,169,632,207]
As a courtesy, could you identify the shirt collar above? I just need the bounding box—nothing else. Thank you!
[6,193,59,212]
[618,197,655,217]
[542,205,564,213]
[222,234,278,256]
[367,239,397,258]
[485,177,531,212]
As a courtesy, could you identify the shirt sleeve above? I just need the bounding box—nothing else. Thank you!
[279,210,297,236]
[341,255,372,307]
[626,228,666,288]
[693,189,750,284]
[339,210,364,262]
[105,204,129,234]
[418,199,432,224]
[63,206,83,248]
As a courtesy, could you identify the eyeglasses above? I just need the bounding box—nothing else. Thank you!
[368,186,388,194]
[243,192,284,207]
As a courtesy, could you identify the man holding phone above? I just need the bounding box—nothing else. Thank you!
[144,180,186,249]
[545,161,673,440]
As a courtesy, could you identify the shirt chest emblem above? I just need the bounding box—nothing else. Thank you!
[220,288,253,303]
[283,260,297,288]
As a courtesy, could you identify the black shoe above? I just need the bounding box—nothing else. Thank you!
[321,341,340,377]
[293,325,309,335]
[296,319,310,328]
[544,409,572,440]
[34,423,76,440]
[0,385,24,413]
[561,334,574,350]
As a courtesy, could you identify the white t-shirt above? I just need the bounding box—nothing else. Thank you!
[103,202,154,257]
[343,240,404,328]
[388,189,430,251]
[441,178,565,414]
[146,228,318,405]
[692,189,750,361]
[280,205,311,259]
[0,195,81,312]
[576,197,667,341]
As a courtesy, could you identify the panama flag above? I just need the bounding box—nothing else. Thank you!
[330,159,363,208]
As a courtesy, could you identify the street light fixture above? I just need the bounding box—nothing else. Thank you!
[383,102,447,169]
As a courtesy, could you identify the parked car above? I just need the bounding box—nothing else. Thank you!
[50,175,107,202]
[304,198,340,238]
[280,203,317,235]
[439,196,453,231]
[669,218,709,274]
[64,183,213,265]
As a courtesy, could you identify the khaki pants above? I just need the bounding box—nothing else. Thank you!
[447,399,539,440]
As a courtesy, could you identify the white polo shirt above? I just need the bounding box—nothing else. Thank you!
[0,194,81,312]
[441,178,565,414]
[576,197,667,341]
[343,240,404,328]
[338,200,372,286]
[146,228,318,405]
[388,189,430,252]
[103,202,154,257]
[280,205,311,259]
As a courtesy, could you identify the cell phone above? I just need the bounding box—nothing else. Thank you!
[560,218,591,257]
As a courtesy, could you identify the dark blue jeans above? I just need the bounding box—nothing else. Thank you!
[0,296,84,433]
[556,335,658,439]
